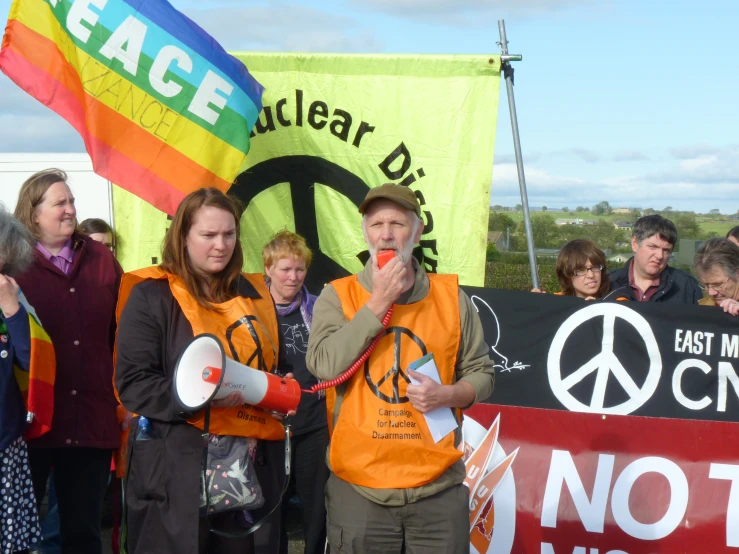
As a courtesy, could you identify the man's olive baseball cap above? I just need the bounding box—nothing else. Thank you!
[358,183,421,217]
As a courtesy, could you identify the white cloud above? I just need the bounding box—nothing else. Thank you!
[570,148,600,163]
[0,114,84,152]
[352,0,591,15]
[679,155,717,171]
[496,151,543,164]
[491,148,739,213]
[0,75,84,152]
[351,0,596,25]
[183,3,382,52]
[612,150,648,162]
[649,145,739,185]
[669,144,720,160]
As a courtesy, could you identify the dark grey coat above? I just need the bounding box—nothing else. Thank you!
[116,278,284,554]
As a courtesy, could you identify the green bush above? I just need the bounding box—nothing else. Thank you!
[486,243,501,262]
[484,263,560,292]
[484,260,626,292]
[498,252,557,265]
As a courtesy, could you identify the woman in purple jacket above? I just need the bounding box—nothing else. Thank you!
[0,207,43,554]
[14,169,123,554]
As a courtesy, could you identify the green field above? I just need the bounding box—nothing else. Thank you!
[495,210,737,238]
[695,218,737,236]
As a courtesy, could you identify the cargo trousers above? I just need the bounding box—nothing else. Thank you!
[325,473,470,554]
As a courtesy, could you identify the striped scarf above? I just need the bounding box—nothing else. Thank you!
[264,279,323,397]
[9,291,56,439]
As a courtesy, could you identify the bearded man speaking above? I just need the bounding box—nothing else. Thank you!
[306,183,494,554]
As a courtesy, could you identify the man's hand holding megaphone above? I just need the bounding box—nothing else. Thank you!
[366,251,407,320]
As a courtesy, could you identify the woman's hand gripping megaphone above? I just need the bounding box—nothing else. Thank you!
[210,372,298,421]
[211,391,246,408]
[266,372,298,421]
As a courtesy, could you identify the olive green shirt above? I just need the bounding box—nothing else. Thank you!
[306,259,495,505]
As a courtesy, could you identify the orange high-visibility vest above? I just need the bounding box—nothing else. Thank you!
[114,267,283,441]
[329,273,463,489]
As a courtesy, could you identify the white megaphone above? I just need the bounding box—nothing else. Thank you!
[173,333,301,414]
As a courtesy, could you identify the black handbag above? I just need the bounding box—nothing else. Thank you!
[199,435,264,514]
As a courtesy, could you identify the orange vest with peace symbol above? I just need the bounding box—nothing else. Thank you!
[329,273,463,489]
[115,266,284,441]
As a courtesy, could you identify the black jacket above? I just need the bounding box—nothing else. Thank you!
[608,258,702,304]
[116,277,284,554]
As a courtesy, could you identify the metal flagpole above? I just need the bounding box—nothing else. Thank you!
[497,19,539,288]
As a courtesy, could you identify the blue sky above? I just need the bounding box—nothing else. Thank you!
[1,0,737,213]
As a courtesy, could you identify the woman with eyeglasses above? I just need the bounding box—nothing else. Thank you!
[533,239,626,300]
[693,237,739,316]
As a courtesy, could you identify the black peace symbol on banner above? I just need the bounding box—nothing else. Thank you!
[230,156,370,292]
[365,326,427,404]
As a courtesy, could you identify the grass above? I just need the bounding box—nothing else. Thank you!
[698,219,737,236]
[498,211,618,223]
[495,210,738,237]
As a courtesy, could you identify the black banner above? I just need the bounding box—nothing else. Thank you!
[460,287,739,422]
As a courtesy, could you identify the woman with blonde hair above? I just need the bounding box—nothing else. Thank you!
[262,230,327,554]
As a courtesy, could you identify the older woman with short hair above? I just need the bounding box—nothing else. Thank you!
[0,207,45,554]
[693,237,739,315]
[262,230,328,554]
[13,169,123,554]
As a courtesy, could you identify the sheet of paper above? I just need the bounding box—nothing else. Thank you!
[408,353,458,443]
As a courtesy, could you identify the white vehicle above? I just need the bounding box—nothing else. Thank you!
[0,153,114,226]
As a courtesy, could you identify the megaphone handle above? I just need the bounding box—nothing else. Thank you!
[304,307,393,394]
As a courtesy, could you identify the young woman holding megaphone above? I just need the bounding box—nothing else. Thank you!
[115,188,296,554]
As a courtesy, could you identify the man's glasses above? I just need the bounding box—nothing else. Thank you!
[573,265,604,277]
[698,276,732,293]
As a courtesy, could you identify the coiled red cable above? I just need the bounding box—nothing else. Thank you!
[303,308,393,394]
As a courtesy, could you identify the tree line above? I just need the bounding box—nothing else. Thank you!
[488,208,715,254]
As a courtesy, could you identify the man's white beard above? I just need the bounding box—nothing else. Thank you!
[368,239,415,265]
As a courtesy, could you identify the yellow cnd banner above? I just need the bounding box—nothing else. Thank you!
[113,53,500,287]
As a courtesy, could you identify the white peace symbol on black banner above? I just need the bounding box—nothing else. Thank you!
[547,303,663,415]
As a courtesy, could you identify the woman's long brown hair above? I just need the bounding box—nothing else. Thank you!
[161,188,244,309]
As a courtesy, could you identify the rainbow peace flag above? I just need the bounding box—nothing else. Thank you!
[0,0,263,215]
[13,293,56,440]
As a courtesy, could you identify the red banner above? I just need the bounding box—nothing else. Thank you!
[463,404,739,554]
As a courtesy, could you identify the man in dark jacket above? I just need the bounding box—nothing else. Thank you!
[609,214,702,304]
